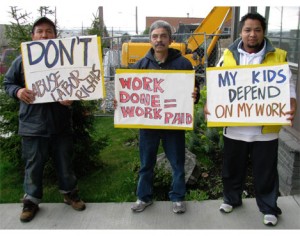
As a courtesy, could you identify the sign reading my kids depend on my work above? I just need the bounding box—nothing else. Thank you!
[114,69,195,130]
[21,35,105,103]
[206,63,291,127]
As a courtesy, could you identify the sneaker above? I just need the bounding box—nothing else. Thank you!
[64,190,86,211]
[263,214,278,226]
[172,201,186,214]
[20,199,39,222]
[219,203,233,213]
[131,199,152,212]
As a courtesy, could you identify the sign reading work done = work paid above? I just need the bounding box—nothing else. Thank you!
[114,69,195,130]
[206,63,291,127]
[21,35,105,103]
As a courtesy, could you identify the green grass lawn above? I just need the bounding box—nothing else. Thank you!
[0,116,229,204]
[79,116,140,202]
[0,116,140,203]
[0,155,24,203]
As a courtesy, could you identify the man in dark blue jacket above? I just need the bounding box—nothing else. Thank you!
[130,20,199,214]
[3,16,85,223]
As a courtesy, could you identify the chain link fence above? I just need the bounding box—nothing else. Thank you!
[99,32,231,114]
[99,33,299,114]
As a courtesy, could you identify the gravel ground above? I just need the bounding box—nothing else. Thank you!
[99,80,115,113]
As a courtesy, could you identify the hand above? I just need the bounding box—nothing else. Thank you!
[192,87,198,103]
[286,98,297,126]
[16,88,35,104]
[59,100,73,106]
[113,98,118,110]
[204,103,211,121]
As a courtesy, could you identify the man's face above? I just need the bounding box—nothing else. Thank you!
[31,22,56,41]
[240,19,265,53]
[150,28,172,53]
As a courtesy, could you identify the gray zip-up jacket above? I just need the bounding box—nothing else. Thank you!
[3,55,73,137]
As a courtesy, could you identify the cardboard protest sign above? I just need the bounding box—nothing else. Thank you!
[206,63,291,127]
[21,35,105,103]
[114,69,195,130]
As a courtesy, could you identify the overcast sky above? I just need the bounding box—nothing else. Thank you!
[0,0,298,34]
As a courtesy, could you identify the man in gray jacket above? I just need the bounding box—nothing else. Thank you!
[3,16,85,223]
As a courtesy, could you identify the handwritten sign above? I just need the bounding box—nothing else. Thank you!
[21,35,105,103]
[206,63,291,127]
[114,69,195,130]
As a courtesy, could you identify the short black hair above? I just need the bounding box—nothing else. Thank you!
[239,12,266,33]
[32,16,57,36]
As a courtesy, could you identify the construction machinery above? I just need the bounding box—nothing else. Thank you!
[121,7,232,76]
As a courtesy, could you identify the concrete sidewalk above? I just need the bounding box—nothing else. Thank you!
[0,195,299,229]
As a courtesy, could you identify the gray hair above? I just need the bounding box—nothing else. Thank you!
[149,20,172,39]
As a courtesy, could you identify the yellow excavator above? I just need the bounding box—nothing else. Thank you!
[121,7,232,74]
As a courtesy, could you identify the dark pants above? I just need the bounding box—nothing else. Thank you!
[222,136,281,216]
[137,129,186,202]
[22,135,77,202]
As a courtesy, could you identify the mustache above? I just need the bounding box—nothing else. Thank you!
[155,42,165,47]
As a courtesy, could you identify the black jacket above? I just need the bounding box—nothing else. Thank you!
[3,55,73,137]
[133,48,200,103]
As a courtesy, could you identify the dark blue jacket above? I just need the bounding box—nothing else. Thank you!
[3,55,73,137]
[133,48,200,103]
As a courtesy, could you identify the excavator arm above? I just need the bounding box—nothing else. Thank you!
[121,7,232,68]
[186,7,232,52]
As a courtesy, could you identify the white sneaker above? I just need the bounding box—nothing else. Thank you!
[219,203,233,213]
[172,201,186,214]
[131,199,152,212]
[263,214,278,226]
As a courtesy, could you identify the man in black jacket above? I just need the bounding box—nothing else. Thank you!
[130,20,199,214]
[3,16,85,223]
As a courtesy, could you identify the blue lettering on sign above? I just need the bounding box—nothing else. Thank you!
[59,39,75,65]
[27,41,45,65]
[26,37,93,68]
[218,71,237,87]
[252,69,287,84]
[45,40,59,68]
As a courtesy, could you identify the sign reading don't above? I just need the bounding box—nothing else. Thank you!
[21,35,105,103]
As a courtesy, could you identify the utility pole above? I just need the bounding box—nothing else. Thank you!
[55,6,57,28]
[98,6,104,35]
[265,7,270,34]
[248,6,257,13]
[135,6,138,35]
[230,7,240,42]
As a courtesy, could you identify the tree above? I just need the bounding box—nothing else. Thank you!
[121,33,131,44]
[87,12,110,48]
[0,7,106,178]
[143,27,150,35]
[4,6,32,50]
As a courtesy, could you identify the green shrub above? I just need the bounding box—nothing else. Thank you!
[186,189,209,201]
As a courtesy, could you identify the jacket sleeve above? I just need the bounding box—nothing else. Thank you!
[3,56,24,99]
[194,77,200,104]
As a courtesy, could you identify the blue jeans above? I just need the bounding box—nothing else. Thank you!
[22,135,77,203]
[137,129,186,202]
